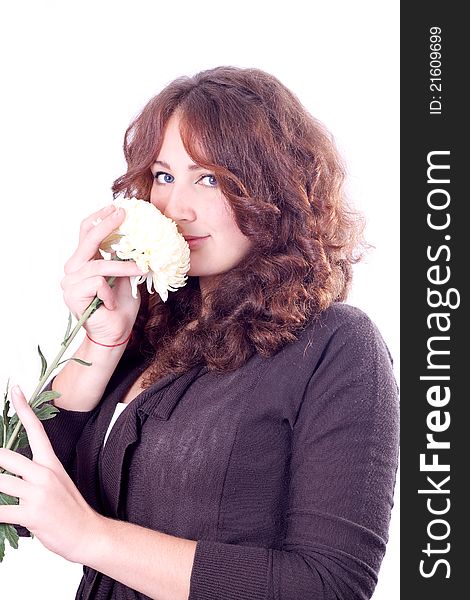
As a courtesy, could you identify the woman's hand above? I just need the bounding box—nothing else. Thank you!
[61,204,145,345]
[0,386,101,563]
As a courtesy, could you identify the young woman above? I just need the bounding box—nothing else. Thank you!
[0,66,399,600]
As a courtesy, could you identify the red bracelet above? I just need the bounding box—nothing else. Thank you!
[86,332,132,347]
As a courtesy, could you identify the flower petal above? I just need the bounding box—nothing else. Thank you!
[100,198,190,301]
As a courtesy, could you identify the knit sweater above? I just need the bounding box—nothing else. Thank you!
[40,303,399,600]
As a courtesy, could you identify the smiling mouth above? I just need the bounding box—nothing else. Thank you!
[183,235,210,248]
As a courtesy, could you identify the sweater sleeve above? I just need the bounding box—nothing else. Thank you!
[189,312,399,600]
[40,401,96,477]
[19,378,96,476]
[38,350,141,472]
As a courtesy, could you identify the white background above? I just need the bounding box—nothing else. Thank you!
[0,1,399,597]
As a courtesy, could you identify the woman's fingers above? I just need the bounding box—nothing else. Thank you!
[9,386,58,469]
[63,276,124,312]
[0,447,39,480]
[0,504,20,525]
[57,206,143,344]
[65,206,126,273]
[66,277,114,312]
[0,472,30,497]
[62,258,145,287]
[61,261,144,316]
[77,204,116,242]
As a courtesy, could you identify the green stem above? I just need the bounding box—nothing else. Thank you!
[4,277,116,451]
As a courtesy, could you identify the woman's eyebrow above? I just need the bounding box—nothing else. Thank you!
[153,160,205,171]
[153,160,171,169]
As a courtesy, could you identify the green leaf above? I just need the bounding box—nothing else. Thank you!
[0,472,20,561]
[0,491,19,506]
[37,345,48,379]
[5,426,29,453]
[3,523,19,548]
[3,378,10,403]
[30,389,61,410]
[6,413,27,441]
[1,410,7,448]
[4,390,60,451]
[5,415,22,448]
[33,404,60,421]
[2,380,10,448]
[57,357,92,368]
[0,522,20,562]
[0,495,20,562]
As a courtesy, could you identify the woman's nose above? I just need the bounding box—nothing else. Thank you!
[157,186,197,223]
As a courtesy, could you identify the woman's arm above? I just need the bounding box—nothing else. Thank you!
[52,204,144,412]
[1,311,399,600]
[78,309,400,600]
[186,310,400,600]
[86,516,197,600]
[0,387,195,600]
[51,335,129,412]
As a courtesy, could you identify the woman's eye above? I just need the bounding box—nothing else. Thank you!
[198,174,218,187]
[154,171,174,184]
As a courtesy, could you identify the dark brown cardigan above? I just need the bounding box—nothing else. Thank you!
[38,303,399,600]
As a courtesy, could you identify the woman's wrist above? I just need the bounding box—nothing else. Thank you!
[59,509,108,565]
[79,331,132,360]
[52,334,128,412]
[77,514,196,600]
[86,331,132,347]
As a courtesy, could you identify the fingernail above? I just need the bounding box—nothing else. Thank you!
[11,385,20,396]
[113,208,122,217]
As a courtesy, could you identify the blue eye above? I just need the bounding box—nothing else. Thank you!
[198,174,218,187]
[154,171,174,184]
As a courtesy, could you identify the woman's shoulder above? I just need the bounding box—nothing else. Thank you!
[317,301,375,327]
[256,303,398,428]
[293,304,398,411]
[300,302,388,352]
[263,302,392,379]
[277,302,396,385]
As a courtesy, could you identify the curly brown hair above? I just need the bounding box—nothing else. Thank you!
[112,66,366,382]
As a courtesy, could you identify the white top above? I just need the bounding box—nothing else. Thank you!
[103,402,128,447]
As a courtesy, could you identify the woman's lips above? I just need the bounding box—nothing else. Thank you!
[183,235,210,249]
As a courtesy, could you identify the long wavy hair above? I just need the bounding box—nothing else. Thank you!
[112,66,366,382]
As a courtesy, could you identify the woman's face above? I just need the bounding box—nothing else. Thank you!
[150,114,252,291]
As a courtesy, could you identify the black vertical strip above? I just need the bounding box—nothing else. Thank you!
[401,4,467,598]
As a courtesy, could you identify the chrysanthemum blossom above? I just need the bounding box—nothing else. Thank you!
[99,198,190,301]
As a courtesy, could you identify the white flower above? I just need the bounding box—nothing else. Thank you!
[99,198,190,301]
